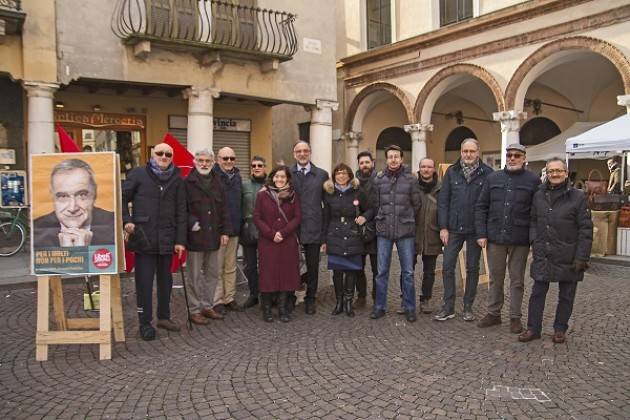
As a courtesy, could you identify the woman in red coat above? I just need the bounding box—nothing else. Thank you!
[253,165,302,322]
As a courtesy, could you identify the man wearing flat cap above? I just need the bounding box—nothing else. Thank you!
[475,143,541,334]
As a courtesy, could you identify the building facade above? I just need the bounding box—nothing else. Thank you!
[335,0,630,179]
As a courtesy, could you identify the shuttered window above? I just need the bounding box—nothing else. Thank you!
[213,130,251,165]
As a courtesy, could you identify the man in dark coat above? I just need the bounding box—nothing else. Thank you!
[34,158,114,248]
[369,145,421,323]
[122,143,187,340]
[476,144,541,334]
[240,155,268,308]
[435,138,493,322]
[290,141,329,314]
[211,147,243,314]
[355,151,377,307]
[185,149,229,325]
[519,157,593,344]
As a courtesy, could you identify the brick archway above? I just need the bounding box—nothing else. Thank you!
[413,63,506,123]
[505,36,630,111]
[344,82,414,132]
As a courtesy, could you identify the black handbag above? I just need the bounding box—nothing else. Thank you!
[354,197,376,243]
[239,218,259,246]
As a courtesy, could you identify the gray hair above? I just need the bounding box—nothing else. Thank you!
[194,149,214,159]
[293,140,311,151]
[251,155,266,165]
[50,159,97,196]
[545,157,567,170]
[460,138,479,150]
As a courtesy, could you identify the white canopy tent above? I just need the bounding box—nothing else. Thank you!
[526,121,602,162]
[566,114,630,159]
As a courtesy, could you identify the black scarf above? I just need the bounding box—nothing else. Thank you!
[418,173,437,193]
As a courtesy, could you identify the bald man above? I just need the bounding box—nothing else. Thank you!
[123,143,187,340]
[211,146,244,313]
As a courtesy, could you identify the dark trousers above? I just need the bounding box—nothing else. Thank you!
[134,253,173,324]
[242,244,259,296]
[527,281,578,334]
[357,253,377,299]
[398,254,438,301]
[441,232,481,312]
[302,243,321,302]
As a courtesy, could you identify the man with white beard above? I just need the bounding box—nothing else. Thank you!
[475,144,541,334]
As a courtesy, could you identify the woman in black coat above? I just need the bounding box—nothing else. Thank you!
[519,158,593,344]
[323,163,372,317]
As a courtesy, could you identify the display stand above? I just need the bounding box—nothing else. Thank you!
[458,246,490,291]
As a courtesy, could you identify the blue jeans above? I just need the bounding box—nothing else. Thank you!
[375,236,416,311]
[441,232,481,312]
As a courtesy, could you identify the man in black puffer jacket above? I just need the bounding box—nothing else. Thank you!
[476,144,541,334]
[519,157,592,344]
[123,143,187,340]
[435,138,493,322]
[355,151,377,307]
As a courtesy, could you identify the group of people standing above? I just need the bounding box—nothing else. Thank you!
[122,137,593,345]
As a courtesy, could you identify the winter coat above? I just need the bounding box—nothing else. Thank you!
[372,165,422,240]
[415,176,442,256]
[356,169,377,254]
[254,187,302,293]
[438,159,493,234]
[185,169,229,252]
[240,176,265,245]
[475,167,541,246]
[322,179,372,257]
[608,166,621,194]
[529,181,593,283]
[212,163,241,236]
[122,164,187,255]
[290,163,329,244]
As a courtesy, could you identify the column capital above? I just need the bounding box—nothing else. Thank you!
[493,110,527,132]
[314,99,339,111]
[404,122,433,133]
[342,131,362,142]
[617,94,630,107]
[182,86,220,100]
[22,81,59,98]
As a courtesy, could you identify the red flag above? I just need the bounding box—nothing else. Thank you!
[163,133,194,178]
[56,125,81,153]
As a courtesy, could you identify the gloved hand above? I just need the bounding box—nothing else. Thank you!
[573,260,589,272]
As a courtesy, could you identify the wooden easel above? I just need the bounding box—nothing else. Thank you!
[458,246,490,290]
[36,274,125,361]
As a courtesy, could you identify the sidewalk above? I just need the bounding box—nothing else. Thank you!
[0,250,35,287]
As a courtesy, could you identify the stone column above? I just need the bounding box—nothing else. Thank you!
[183,87,220,154]
[404,122,433,171]
[343,131,362,173]
[308,99,338,174]
[23,81,59,155]
[492,110,527,168]
[617,94,630,114]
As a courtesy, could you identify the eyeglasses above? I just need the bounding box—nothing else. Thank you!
[196,159,212,164]
[221,156,236,162]
[251,163,265,168]
[506,153,524,159]
[155,151,173,158]
[547,169,566,175]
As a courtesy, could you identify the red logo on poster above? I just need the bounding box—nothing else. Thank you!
[92,249,112,269]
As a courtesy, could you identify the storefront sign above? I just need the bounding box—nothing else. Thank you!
[213,118,251,132]
[55,111,145,129]
[0,170,27,207]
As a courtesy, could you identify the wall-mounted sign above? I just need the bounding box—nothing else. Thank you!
[55,110,145,129]
[1,170,27,207]
[213,118,251,132]
[0,148,16,165]
[303,37,322,55]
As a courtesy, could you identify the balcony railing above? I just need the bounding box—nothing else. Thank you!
[0,0,25,36]
[112,0,298,62]
[0,0,21,10]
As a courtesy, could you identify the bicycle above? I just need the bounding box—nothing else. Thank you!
[0,207,29,257]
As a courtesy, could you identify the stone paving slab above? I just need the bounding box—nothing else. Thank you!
[0,260,628,419]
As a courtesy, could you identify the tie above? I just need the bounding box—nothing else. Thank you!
[300,167,306,176]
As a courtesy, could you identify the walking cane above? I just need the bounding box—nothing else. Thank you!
[178,256,193,331]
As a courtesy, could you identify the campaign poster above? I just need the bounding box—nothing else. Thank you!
[0,171,27,208]
[30,153,118,276]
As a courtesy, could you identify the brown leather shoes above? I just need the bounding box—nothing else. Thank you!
[201,308,224,320]
[552,331,566,344]
[477,314,501,328]
[226,301,244,312]
[510,319,523,334]
[189,313,209,325]
[518,330,541,342]
[157,319,181,332]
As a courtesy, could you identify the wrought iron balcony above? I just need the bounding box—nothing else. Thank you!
[111,0,298,63]
[0,0,26,36]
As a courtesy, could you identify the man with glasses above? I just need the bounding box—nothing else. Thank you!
[476,144,540,334]
[434,139,493,322]
[123,143,187,340]
[240,156,268,308]
[519,158,592,344]
[291,141,329,315]
[212,147,243,314]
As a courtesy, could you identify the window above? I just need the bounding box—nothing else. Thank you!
[445,126,476,151]
[367,0,391,49]
[440,0,473,27]
[519,117,560,146]
[298,122,310,143]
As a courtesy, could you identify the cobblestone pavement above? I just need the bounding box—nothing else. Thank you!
[0,260,629,419]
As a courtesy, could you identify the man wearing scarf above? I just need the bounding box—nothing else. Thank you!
[475,144,541,334]
[435,138,493,322]
[123,143,187,340]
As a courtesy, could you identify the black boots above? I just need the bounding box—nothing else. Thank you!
[278,292,290,322]
[261,293,273,322]
[344,274,356,317]
[332,272,344,315]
